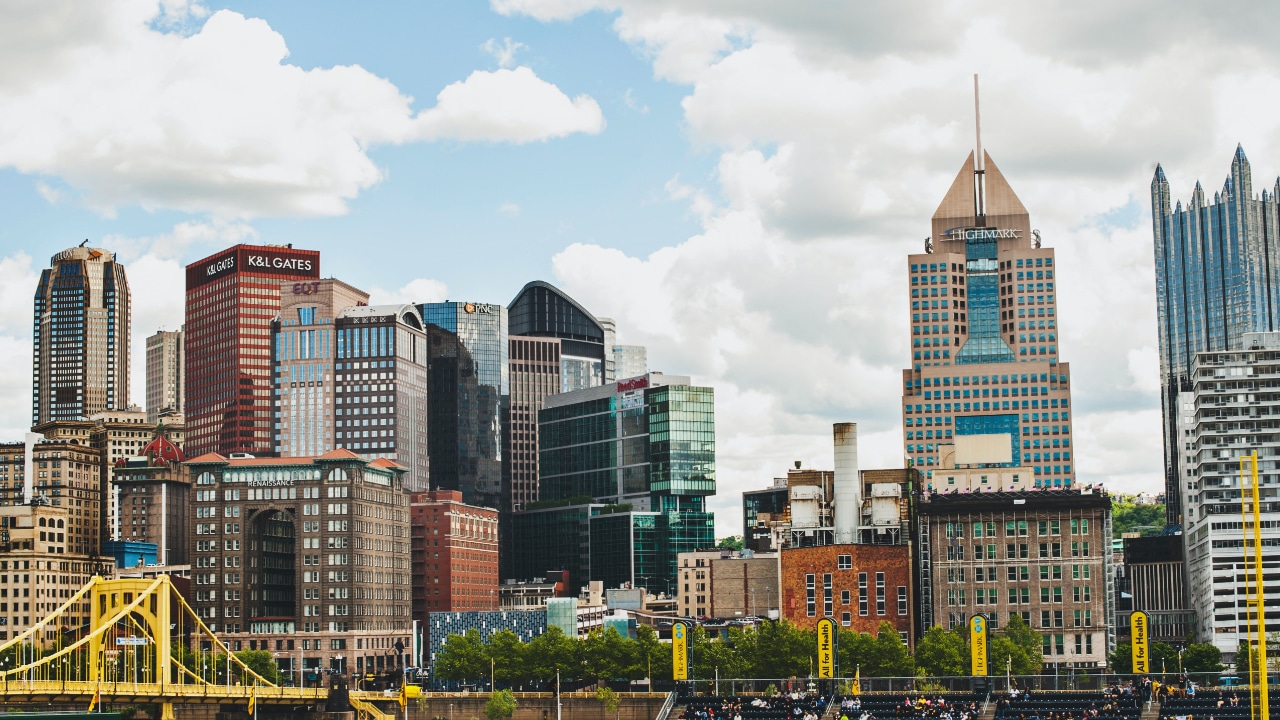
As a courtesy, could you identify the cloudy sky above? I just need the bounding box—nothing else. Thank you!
[2,0,1277,534]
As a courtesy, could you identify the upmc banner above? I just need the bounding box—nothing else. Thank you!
[969,614,988,677]
[672,621,689,681]
[1131,611,1149,674]
[816,617,837,679]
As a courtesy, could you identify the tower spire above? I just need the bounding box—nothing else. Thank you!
[974,74,986,221]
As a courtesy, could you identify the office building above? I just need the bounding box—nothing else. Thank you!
[32,246,131,426]
[418,302,508,505]
[1150,146,1280,526]
[111,427,189,565]
[511,373,715,596]
[0,502,113,642]
[509,281,608,394]
[676,548,779,620]
[505,336,561,515]
[185,448,412,675]
[1177,332,1280,658]
[410,490,499,618]
[1122,535,1193,646]
[916,486,1112,669]
[330,299,430,489]
[426,609,546,682]
[275,278,371,458]
[903,150,1076,488]
[613,344,648,382]
[780,544,912,639]
[146,329,185,422]
[184,244,320,457]
[0,437,104,556]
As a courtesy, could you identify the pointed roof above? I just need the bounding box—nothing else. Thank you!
[1153,164,1167,183]
[979,151,1028,219]
[317,447,366,462]
[932,151,1028,221]
[933,151,977,222]
[186,452,230,465]
[1235,143,1248,162]
[140,429,185,465]
[369,457,408,471]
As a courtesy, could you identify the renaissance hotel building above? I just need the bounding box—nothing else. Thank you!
[902,151,1076,488]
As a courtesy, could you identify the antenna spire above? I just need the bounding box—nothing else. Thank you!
[974,74,986,221]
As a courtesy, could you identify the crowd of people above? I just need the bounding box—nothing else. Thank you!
[679,692,827,720]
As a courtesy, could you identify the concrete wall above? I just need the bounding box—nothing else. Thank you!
[405,695,668,720]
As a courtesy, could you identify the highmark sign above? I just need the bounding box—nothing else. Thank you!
[672,621,689,681]
[969,614,988,677]
[943,227,1022,241]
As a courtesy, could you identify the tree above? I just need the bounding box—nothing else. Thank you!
[435,629,487,684]
[1150,642,1179,675]
[485,689,518,720]
[637,625,670,682]
[485,630,526,687]
[596,686,621,720]
[1108,642,1132,675]
[1181,643,1224,677]
[1235,640,1257,679]
[234,649,283,685]
[861,622,914,677]
[915,625,967,677]
[1111,501,1165,538]
[839,630,874,677]
[524,626,579,684]
[1002,614,1044,676]
[731,620,811,678]
[716,536,744,551]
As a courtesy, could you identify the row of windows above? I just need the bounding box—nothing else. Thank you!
[946,519,1092,537]
[943,541,1093,560]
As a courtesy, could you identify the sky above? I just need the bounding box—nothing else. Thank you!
[3,0,1280,536]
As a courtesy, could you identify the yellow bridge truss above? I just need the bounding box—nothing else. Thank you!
[0,574,394,720]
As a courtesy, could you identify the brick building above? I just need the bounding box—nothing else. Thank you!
[676,549,780,620]
[780,543,912,641]
[0,437,104,557]
[411,490,499,618]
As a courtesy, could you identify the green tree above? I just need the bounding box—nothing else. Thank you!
[1181,643,1224,677]
[234,649,283,685]
[1235,640,1257,679]
[1111,501,1165,538]
[485,630,526,687]
[524,626,579,684]
[991,615,1042,676]
[1150,642,1179,675]
[484,689,518,720]
[637,625,670,682]
[731,620,811,678]
[838,629,875,677]
[862,622,914,677]
[716,536,744,551]
[915,625,967,677]
[435,629,487,684]
[1108,642,1132,674]
[596,686,621,720]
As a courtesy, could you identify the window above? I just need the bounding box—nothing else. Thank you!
[897,586,907,616]
[841,590,851,605]
[837,554,852,570]
[875,572,886,615]
[805,574,816,617]
[858,573,868,616]
[841,611,851,627]
[824,573,834,617]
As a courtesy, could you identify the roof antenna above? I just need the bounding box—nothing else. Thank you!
[974,74,986,223]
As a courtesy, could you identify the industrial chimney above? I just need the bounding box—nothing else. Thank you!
[833,423,859,544]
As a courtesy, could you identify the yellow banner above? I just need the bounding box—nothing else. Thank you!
[816,618,836,679]
[672,621,689,681]
[970,614,988,676]
[1131,611,1149,674]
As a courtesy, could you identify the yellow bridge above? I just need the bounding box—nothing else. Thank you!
[0,574,399,720]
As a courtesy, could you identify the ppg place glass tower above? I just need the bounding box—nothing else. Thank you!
[901,149,1077,488]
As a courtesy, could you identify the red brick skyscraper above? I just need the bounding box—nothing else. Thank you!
[184,244,320,457]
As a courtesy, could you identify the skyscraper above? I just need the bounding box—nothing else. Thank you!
[1150,146,1280,526]
[418,301,508,507]
[613,344,648,381]
[145,328,184,422]
[901,150,1077,488]
[509,281,608,393]
[32,246,130,425]
[184,244,320,457]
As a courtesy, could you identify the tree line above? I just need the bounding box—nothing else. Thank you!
[431,616,1047,687]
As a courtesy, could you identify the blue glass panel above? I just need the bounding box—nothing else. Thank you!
[954,413,1021,467]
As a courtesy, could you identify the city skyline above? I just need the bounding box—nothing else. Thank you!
[7,3,1280,534]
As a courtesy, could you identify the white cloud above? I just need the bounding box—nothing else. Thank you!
[622,88,649,114]
[481,37,526,69]
[416,67,604,144]
[0,2,603,219]
[498,201,522,216]
[368,278,449,306]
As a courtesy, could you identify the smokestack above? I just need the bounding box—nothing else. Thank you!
[833,423,859,544]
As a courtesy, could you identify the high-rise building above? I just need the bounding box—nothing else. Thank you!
[146,328,184,422]
[613,344,648,382]
[111,427,189,565]
[273,278,370,458]
[0,437,104,556]
[185,449,413,675]
[511,373,715,595]
[902,150,1077,489]
[1150,146,1280,526]
[32,246,130,426]
[505,337,561,514]
[509,281,608,394]
[1176,331,1280,657]
[184,245,320,458]
[410,490,499,619]
[333,305,430,491]
[418,302,507,507]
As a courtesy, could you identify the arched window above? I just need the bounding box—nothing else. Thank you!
[329,468,348,483]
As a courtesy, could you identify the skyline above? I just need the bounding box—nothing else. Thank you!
[7,2,1280,535]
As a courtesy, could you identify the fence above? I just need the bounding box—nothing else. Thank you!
[675,671,1230,696]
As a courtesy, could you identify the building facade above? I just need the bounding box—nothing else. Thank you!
[780,544,912,639]
[505,336,562,515]
[676,549,780,620]
[410,490,499,619]
[418,302,508,505]
[32,246,130,426]
[112,428,190,565]
[1150,147,1280,527]
[508,281,608,395]
[0,438,104,556]
[613,344,648,382]
[511,374,715,596]
[274,278,370,459]
[903,151,1076,489]
[146,328,185,422]
[1177,332,1280,657]
[184,449,412,675]
[335,303,433,491]
[184,244,320,457]
[1122,535,1193,646]
[917,489,1113,670]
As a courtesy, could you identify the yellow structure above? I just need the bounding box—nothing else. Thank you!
[1238,454,1268,720]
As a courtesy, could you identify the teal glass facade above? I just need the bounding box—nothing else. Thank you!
[513,377,715,594]
[1151,146,1280,525]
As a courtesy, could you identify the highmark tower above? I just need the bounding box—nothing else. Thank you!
[902,149,1077,488]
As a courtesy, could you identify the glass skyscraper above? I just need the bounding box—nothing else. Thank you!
[508,281,608,393]
[418,302,508,509]
[902,151,1076,488]
[1150,145,1280,526]
[511,374,715,595]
